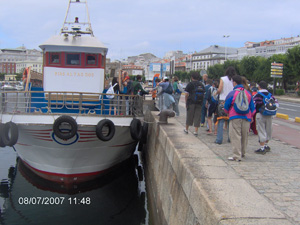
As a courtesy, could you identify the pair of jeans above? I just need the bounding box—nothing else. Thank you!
[215,119,225,143]
[201,103,207,124]
[215,119,230,144]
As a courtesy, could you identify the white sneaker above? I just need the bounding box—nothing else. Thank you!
[183,129,188,134]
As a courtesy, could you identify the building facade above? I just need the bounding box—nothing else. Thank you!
[228,36,300,60]
[191,45,237,71]
[0,47,42,74]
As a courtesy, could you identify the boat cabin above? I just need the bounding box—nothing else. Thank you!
[39,35,108,94]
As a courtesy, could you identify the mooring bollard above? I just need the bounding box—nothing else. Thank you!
[158,109,175,124]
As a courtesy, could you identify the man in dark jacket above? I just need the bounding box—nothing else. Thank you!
[184,71,205,136]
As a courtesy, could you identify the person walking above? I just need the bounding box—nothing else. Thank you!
[206,80,219,135]
[214,66,236,144]
[184,71,205,136]
[200,78,212,127]
[249,82,258,135]
[109,77,120,115]
[158,77,175,110]
[253,81,279,154]
[172,76,183,116]
[224,75,256,161]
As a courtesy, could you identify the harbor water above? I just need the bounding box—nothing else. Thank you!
[0,145,149,225]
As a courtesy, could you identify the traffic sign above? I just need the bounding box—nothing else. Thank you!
[271,62,283,78]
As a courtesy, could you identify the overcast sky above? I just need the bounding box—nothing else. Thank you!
[0,0,299,60]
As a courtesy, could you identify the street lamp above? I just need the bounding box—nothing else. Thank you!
[223,35,230,61]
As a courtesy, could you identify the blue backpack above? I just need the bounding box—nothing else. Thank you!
[258,92,277,116]
[193,81,205,104]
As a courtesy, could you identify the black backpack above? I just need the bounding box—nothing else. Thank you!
[126,80,133,95]
[164,82,173,94]
[192,81,205,104]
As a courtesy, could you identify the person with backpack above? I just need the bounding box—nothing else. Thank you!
[172,76,183,116]
[121,75,131,115]
[200,77,211,127]
[253,81,279,154]
[206,80,219,135]
[224,75,255,161]
[158,77,175,110]
[184,71,205,136]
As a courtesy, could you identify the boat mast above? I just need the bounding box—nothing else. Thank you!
[60,0,94,36]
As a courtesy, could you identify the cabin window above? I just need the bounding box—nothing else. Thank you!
[66,53,80,65]
[49,53,60,65]
[86,54,97,66]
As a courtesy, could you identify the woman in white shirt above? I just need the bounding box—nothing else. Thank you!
[214,66,236,144]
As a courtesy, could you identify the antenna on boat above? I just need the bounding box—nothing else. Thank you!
[60,0,94,37]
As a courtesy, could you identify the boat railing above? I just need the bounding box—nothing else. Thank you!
[0,91,144,117]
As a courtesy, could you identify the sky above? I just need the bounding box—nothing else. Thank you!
[1,0,300,60]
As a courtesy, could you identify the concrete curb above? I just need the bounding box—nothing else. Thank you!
[276,113,289,120]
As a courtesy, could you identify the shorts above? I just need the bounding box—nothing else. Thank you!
[186,103,202,127]
[208,102,217,117]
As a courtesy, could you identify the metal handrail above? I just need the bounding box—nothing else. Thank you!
[0,91,144,117]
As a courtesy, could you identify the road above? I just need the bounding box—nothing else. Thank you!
[277,100,300,119]
[272,117,300,149]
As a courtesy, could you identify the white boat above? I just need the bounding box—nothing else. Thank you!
[0,0,145,185]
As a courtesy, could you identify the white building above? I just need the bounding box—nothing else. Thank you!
[192,45,237,71]
[16,60,43,74]
[228,36,300,60]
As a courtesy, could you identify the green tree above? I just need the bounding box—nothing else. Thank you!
[251,57,271,83]
[0,73,5,81]
[207,64,225,80]
[286,46,300,86]
[239,56,260,80]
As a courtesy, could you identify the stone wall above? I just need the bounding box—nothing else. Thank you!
[143,112,290,225]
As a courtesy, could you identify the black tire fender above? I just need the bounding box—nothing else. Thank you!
[141,122,148,144]
[130,118,142,141]
[2,122,18,147]
[96,119,115,141]
[0,123,7,147]
[53,116,77,140]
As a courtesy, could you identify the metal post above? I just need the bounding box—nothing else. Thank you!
[223,35,230,61]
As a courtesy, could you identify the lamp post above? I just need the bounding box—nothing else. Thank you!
[223,35,230,61]
[189,52,193,72]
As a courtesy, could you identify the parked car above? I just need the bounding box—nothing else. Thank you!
[1,83,15,90]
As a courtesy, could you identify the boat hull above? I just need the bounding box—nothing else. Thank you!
[13,123,137,184]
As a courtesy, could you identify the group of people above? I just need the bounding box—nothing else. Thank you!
[106,68,279,162]
[104,72,150,115]
[183,67,279,162]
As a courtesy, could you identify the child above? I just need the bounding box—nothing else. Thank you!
[253,81,279,154]
[206,80,219,135]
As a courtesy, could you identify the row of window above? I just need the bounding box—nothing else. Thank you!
[47,52,104,68]
[193,56,210,60]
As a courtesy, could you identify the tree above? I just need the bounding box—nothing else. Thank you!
[0,73,5,81]
[239,56,260,80]
[251,57,271,83]
[207,64,225,80]
[286,46,300,86]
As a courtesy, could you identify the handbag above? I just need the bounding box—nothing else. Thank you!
[106,83,117,99]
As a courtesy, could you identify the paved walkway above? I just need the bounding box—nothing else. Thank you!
[175,99,300,224]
